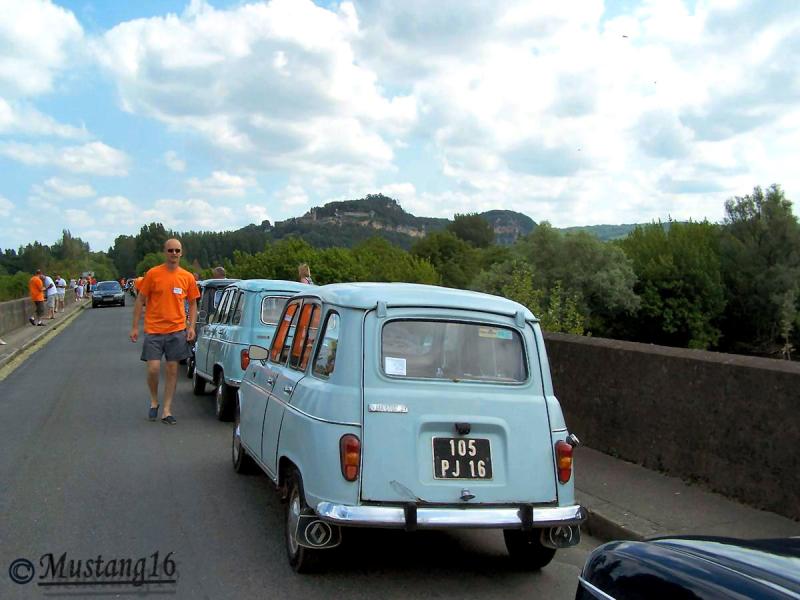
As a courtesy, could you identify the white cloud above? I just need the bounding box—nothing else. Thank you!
[149,198,235,230]
[244,203,271,224]
[64,208,93,226]
[93,0,415,182]
[164,150,186,172]
[0,0,84,97]
[275,184,309,207]
[187,170,258,197]
[0,195,13,217]
[0,141,130,176]
[39,177,95,199]
[0,99,88,139]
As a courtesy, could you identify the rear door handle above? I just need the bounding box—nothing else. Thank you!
[266,378,274,385]
[283,385,293,394]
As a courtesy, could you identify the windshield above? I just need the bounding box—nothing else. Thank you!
[96,282,121,291]
[381,320,527,382]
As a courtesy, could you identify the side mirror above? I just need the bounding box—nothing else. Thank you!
[249,344,269,362]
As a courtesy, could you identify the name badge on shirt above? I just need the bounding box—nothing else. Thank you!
[173,287,183,294]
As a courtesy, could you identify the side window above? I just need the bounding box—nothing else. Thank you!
[312,312,340,378]
[231,292,245,325]
[213,290,232,324]
[270,302,300,363]
[279,305,302,364]
[261,296,289,325]
[289,304,320,371]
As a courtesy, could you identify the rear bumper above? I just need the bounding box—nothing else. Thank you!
[315,502,587,530]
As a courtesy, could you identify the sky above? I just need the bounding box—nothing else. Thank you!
[2,0,799,252]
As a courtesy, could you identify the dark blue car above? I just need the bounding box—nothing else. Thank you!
[577,536,800,599]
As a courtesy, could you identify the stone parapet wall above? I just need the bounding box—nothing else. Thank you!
[0,293,78,337]
[544,332,800,521]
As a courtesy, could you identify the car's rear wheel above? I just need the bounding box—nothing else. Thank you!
[285,470,323,573]
[192,370,206,395]
[232,395,257,474]
[215,378,235,421]
[503,529,556,570]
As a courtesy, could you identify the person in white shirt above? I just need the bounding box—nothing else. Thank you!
[55,274,67,312]
[42,273,57,319]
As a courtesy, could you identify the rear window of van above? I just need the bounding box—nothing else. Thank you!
[381,320,527,382]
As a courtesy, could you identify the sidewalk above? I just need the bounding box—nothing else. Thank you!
[576,446,800,541]
[0,299,89,370]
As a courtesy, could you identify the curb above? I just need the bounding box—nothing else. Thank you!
[577,490,659,542]
[584,507,647,542]
[0,302,88,371]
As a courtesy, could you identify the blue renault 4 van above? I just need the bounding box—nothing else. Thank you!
[234,282,586,572]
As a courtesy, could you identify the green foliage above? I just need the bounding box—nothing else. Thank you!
[618,220,726,349]
[500,264,584,334]
[352,238,439,283]
[515,223,639,334]
[0,272,32,302]
[135,252,190,275]
[411,231,480,288]
[447,213,495,248]
[719,184,800,355]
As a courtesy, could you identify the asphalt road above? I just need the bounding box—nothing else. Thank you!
[0,304,601,599]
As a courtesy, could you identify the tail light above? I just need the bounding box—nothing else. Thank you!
[240,349,250,371]
[339,434,361,481]
[555,440,574,484]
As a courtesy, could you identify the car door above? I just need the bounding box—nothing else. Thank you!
[216,289,241,380]
[260,299,306,474]
[203,288,233,376]
[240,349,276,466]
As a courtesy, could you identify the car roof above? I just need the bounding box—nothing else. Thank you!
[227,279,313,294]
[297,282,536,320]
[198,278,240,289]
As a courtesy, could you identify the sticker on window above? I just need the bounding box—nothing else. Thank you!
[478,326,513,340]
[384,357,407,376]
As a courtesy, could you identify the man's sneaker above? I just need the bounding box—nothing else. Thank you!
[29,316,35,326]
[148,405,159,421]
[161,416,177,425]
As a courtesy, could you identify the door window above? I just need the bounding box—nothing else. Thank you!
[214,290,233,324]
[289,303,321,371]
[231,292,245,325]
[270,302,300,363]
[312,312,340,378]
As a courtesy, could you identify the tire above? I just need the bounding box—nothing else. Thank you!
[121,301,125,307]
[285,470,323,573]
[192,369,206,395]
[503,529,557,570]
[92,303,98,308]
[232,395,257,474]
[215,378,235,421]
[186,357,195,379]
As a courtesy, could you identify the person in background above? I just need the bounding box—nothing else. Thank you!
[42,272,57,319]
[298,263,314,285]
[55,274,67,312]
[212,266,226,278]
[129,239,199,426]
[28,269,46,326]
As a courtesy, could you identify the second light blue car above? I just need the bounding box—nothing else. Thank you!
[193,279,313,420]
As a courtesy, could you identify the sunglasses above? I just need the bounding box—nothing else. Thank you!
[166,248,182,254]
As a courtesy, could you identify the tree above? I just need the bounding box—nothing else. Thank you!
[353,237,439,284]
[719,184,800,355]
[618,220,726,349]
[447,213,495,248]
[515,223,639,334]
[411,231,480,288]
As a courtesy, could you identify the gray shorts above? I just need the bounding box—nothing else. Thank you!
[35,301,45,317]
[46,296,56,308]
[140,331,191,362]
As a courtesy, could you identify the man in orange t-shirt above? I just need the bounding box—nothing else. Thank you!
[129,239,199,425]
[28,269,46,326]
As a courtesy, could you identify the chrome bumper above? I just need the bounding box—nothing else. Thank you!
[315,502,587,529]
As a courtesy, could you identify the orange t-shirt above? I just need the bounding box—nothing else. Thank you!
[138,264,200,334]
[29,276,44,302]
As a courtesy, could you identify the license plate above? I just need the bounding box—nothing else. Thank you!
[432,437,493,480]
[103,297,113,302]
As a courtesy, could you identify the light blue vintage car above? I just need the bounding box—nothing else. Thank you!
[193,279,312,420]
[233,282,586,572]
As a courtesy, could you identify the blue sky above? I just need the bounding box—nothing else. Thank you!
[2,0,799,251]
